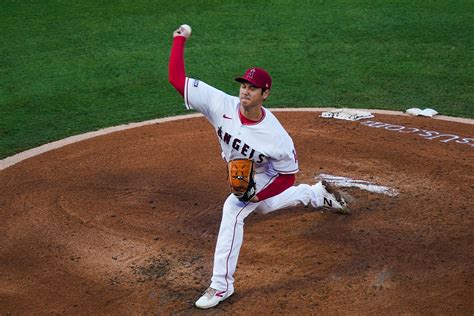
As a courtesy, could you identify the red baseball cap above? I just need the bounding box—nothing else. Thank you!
[235,67,272,90]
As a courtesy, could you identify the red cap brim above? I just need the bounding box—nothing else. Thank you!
[235,77,264,89]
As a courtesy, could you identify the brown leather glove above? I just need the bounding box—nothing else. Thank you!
[227,159,256,202]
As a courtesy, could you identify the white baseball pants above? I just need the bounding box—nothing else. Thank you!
[210,174,322,293]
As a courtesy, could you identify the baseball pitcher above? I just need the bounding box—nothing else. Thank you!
[168,24,349,309]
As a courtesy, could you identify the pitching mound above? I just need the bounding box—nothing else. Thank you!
[1,112,473,314]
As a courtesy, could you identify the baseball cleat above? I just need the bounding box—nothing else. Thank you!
[194,287,234,309]
[312,180,350,214]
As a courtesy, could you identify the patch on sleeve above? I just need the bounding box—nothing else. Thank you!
[193,79,200,87]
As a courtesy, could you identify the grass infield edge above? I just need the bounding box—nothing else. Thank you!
[1,108,473,171]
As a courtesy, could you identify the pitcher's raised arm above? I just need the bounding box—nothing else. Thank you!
[168,25,192,96]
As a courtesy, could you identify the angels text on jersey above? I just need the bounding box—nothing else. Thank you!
[216,126,266,163]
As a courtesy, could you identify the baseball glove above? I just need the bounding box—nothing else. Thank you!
[228,159,256,202]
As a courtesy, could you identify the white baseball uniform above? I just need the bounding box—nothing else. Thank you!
[184,77,320,293]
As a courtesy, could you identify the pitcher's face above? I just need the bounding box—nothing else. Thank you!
[239,82,270,110]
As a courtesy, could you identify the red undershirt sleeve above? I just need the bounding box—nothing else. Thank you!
[168,36,187,96]
[256,173,296,201]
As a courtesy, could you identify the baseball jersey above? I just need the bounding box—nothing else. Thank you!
[184,77,298,177]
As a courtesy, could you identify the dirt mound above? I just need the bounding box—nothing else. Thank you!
[1,112,473,314]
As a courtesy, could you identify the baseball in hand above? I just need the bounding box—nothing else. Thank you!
[174,24,192,38]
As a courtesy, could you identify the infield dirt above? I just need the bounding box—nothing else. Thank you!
[1,112,473,314]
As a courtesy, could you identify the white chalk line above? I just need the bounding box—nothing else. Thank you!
[319,174,399,197]
[1,108,473,171]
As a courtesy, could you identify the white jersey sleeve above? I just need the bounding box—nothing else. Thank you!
[184,77,234,125]
[271,138,299,174]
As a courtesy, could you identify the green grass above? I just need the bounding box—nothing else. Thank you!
[1,0,473,159]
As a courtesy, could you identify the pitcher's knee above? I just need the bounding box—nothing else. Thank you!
[255,200,274,214]
[222,194,258,223]
[222,195,249,222]
[223,194,242,214]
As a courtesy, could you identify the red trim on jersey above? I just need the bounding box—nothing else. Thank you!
[238,107,266,125]
[256,173,296,201]
[168,36,187,96]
